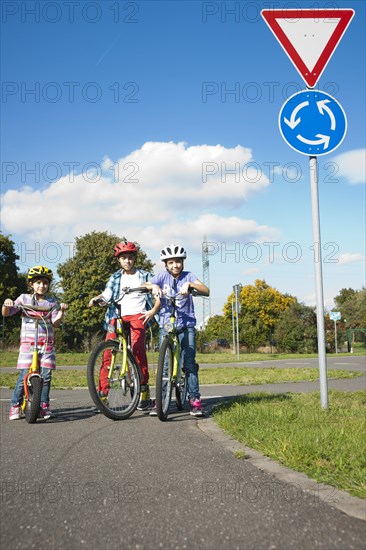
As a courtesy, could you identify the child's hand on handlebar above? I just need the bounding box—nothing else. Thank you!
[179,282,190,296]
[88,296,100,307]
[3,299,14,307]
[151,284,162,299]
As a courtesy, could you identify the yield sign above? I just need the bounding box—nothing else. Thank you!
[261,9,355,88]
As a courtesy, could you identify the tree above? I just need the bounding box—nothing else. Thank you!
[223,279,295,350]
[0,232,23,302]
[204,315,232,343]
[239,313,268,352]
[57,231,155,348]
[0,232,27,347]
[274,301,317,353]
[334,287,366,329]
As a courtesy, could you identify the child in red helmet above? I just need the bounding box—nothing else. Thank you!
[89,241,160,411]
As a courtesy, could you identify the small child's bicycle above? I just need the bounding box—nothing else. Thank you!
[155,288,203,421]
[15,303,57,424]
[87,287,150,420]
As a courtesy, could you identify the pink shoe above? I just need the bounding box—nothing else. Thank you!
[9,405,21,420]
[189,398,204,417]
[39,402,52,420]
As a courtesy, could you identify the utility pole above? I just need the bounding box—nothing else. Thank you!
[202,236,211,327]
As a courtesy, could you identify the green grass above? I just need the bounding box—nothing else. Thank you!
[1,349,365,368]
[0,366,361,390]
[213,390,366,499]
[197,367,361,385]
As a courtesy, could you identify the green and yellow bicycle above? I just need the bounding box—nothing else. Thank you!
[87,287,150,420]
[155,289,203,421]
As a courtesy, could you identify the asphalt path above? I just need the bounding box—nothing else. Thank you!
[0,356,365,549]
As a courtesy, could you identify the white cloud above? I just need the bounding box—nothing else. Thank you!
[331,149,366,184]
[338,253,364,265]
[243,267,260,276]
[1,141,275,256]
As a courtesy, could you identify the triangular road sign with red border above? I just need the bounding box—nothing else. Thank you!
[261,9,355,88]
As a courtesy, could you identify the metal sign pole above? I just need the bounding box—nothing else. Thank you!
[235,286,240,361]
[334,320,338,354]
[309,155,328,409]
[231,298,236,355]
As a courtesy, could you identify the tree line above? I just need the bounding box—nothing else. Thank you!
[1,230,365,353]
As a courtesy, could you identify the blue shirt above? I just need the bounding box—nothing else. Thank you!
[150,270,198,329]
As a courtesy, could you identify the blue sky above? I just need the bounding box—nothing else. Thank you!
[1,0,365,323]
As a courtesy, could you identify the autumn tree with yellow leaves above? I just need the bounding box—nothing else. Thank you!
[223,279,296,351]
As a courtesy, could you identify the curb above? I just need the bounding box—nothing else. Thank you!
[197,415,366,522]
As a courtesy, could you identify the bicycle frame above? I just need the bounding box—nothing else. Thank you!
[164,304,182,384]
[108,315,130,381]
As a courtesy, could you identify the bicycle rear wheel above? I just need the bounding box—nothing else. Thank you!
[87,340,141,420]
[24,375,43,424]
[175,369,188,411]
[156,337,174,421]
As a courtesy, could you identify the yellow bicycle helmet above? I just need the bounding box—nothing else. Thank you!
[27,265,53,281]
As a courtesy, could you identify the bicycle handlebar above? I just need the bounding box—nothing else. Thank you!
[122,286,150,294]
[13,303,58,316]
[92,286,150,307]
[162,287,207,299]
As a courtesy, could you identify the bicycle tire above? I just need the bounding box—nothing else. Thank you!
[175,369,188,411]
[156,337,174,421]
[24,376,43,424]
[87,340,141,420]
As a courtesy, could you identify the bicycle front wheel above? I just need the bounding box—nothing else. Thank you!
[156,337,174,421]
[87,340,141,420]
[24,375,43,424]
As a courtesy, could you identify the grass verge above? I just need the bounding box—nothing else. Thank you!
[212,390,366,499]
[0,367,361,390]
[1,350,365,368]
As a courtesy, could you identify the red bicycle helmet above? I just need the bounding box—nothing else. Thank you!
[113,241,138,257]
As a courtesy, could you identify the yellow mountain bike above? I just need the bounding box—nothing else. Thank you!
[87,287,150,420]
[155,289,203,421]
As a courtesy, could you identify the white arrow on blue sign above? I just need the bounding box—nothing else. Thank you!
[279,90,347,156]
[330,311,341,321]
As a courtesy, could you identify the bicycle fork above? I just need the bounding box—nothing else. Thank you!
[21,319,43,411]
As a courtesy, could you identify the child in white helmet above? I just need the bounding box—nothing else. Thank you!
[147,244,209,416]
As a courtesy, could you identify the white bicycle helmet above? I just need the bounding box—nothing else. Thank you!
[160,244,187,261]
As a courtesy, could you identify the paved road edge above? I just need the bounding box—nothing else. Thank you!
[197,416,366,522]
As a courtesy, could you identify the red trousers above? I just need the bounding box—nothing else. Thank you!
[98,315,149,395]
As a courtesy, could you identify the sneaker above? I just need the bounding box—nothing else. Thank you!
[9,405,21,420]
[39,402,52,420]
[149,400,157,416]
[137,385,150,411]
[189,398,204,417]
[98,391,109,405]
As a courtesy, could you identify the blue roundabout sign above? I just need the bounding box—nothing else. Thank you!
[279,90,347,156]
